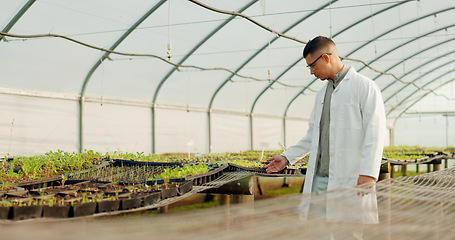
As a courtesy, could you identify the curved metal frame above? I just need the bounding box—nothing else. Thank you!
[380,37,455,95]
[384,47,455,104]
[0,0,35,41]
[358,24,455,75]
[206,1,340,151]
[283,6,455,138]
[376,36,455,91]
[249,57,303,147]
[394,78,455,120]
[4,0,455,153]
[387,69,455,117]
[390,77,455,144]
[78,0,166,152]
[344,6,455,58]
[381,48,455,99]
[254,1,411,147]
[151,0,258,153]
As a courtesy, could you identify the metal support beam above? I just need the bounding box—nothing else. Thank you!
[0,0,35,41]
[392,78,455,120]
[152,0,258,153]
[281,2,413,125]
[344,7,455,58]
[385,55,455,104]
[78,0,166,153]
[283,115,287,148]
[359,24,455,76]
[382,48,455,93]
[249,57,304,150]
[284,7,455,129]
[387,70,455,116]
[210,1,336,152]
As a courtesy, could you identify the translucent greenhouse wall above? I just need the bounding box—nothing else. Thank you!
[0,92,393,157]
[2,0,455,156]
[395,116,455,148]
[0,94,78,156]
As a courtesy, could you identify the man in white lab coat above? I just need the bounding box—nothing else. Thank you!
[265,36,386,226]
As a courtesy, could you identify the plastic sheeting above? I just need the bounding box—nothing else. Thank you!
[1,0,455,155]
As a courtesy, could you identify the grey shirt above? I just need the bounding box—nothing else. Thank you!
[315,65,350,177]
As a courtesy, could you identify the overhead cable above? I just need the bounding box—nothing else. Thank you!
[188,0,454,101]
[0,31,312,90]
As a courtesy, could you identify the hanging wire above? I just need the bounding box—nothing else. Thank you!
[167,0,172,61]
[329,0,333,39]
[260,0,266,16]
[0,31,314,89]
[369,0,378,57]
[186,69,191,112]
[267,32,273,83]
[187,0,453,99]
[100,54,105,106]
[0,0,453,100]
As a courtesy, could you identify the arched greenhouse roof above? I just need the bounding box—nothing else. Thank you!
[1,0,455,155]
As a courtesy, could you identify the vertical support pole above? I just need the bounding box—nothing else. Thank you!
[427,164,432,173]
[401,164,407,177]
[78,97,84,153]
[249,114,253,151]
[416,164,419,173]
[390,164,395,178]
[446,114,449,149]
[255,177,264,195]
[389,127,394,146]
[232,195,254,204]
[0,0,36,41]
[379,162,390,181]
[434,161,442,172]
[151,105,156,154]
[208,111,212,153]
[219,194,230,206]
[160,205,168,213]
[283,116,287,148]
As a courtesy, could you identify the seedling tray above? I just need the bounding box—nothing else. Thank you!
[43,205,71,218]
[111,159,183,167]
[186,164,228,186]
[225,164,304,177]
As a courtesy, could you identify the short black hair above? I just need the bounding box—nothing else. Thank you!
[303,36,335,58]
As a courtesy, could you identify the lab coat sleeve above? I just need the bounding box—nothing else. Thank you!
[358,78,386,180]
[281,107,315,165]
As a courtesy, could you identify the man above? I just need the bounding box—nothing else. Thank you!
[265,36,385,209]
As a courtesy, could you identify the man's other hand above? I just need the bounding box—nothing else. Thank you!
[357,175,376,186]
[265,155,287,173]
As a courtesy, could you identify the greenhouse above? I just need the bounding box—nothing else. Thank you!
[1,0,455,239]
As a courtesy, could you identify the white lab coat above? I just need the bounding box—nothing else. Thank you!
[283,67,386,223]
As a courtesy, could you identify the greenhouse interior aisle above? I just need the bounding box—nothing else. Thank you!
[3,166,455,240]
[2,0,455,239]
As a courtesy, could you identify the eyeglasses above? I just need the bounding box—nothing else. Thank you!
[306,53,332,69]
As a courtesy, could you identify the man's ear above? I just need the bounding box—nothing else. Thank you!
[322,53,331,63]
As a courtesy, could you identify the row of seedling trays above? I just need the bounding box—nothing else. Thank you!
[0,160,195,221]
[0,159,306,221]
[0,178,193,221]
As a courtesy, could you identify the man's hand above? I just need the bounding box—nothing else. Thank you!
[265,155,287,173]
[357,175,376,186]
[357,175,376,196]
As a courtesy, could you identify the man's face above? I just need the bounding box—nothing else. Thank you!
[305,52,330,80]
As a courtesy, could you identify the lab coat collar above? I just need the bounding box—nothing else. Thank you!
[333,66,355,92]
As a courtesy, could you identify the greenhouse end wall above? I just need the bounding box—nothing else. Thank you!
[0,91,316,156]
[0,94,78,156]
